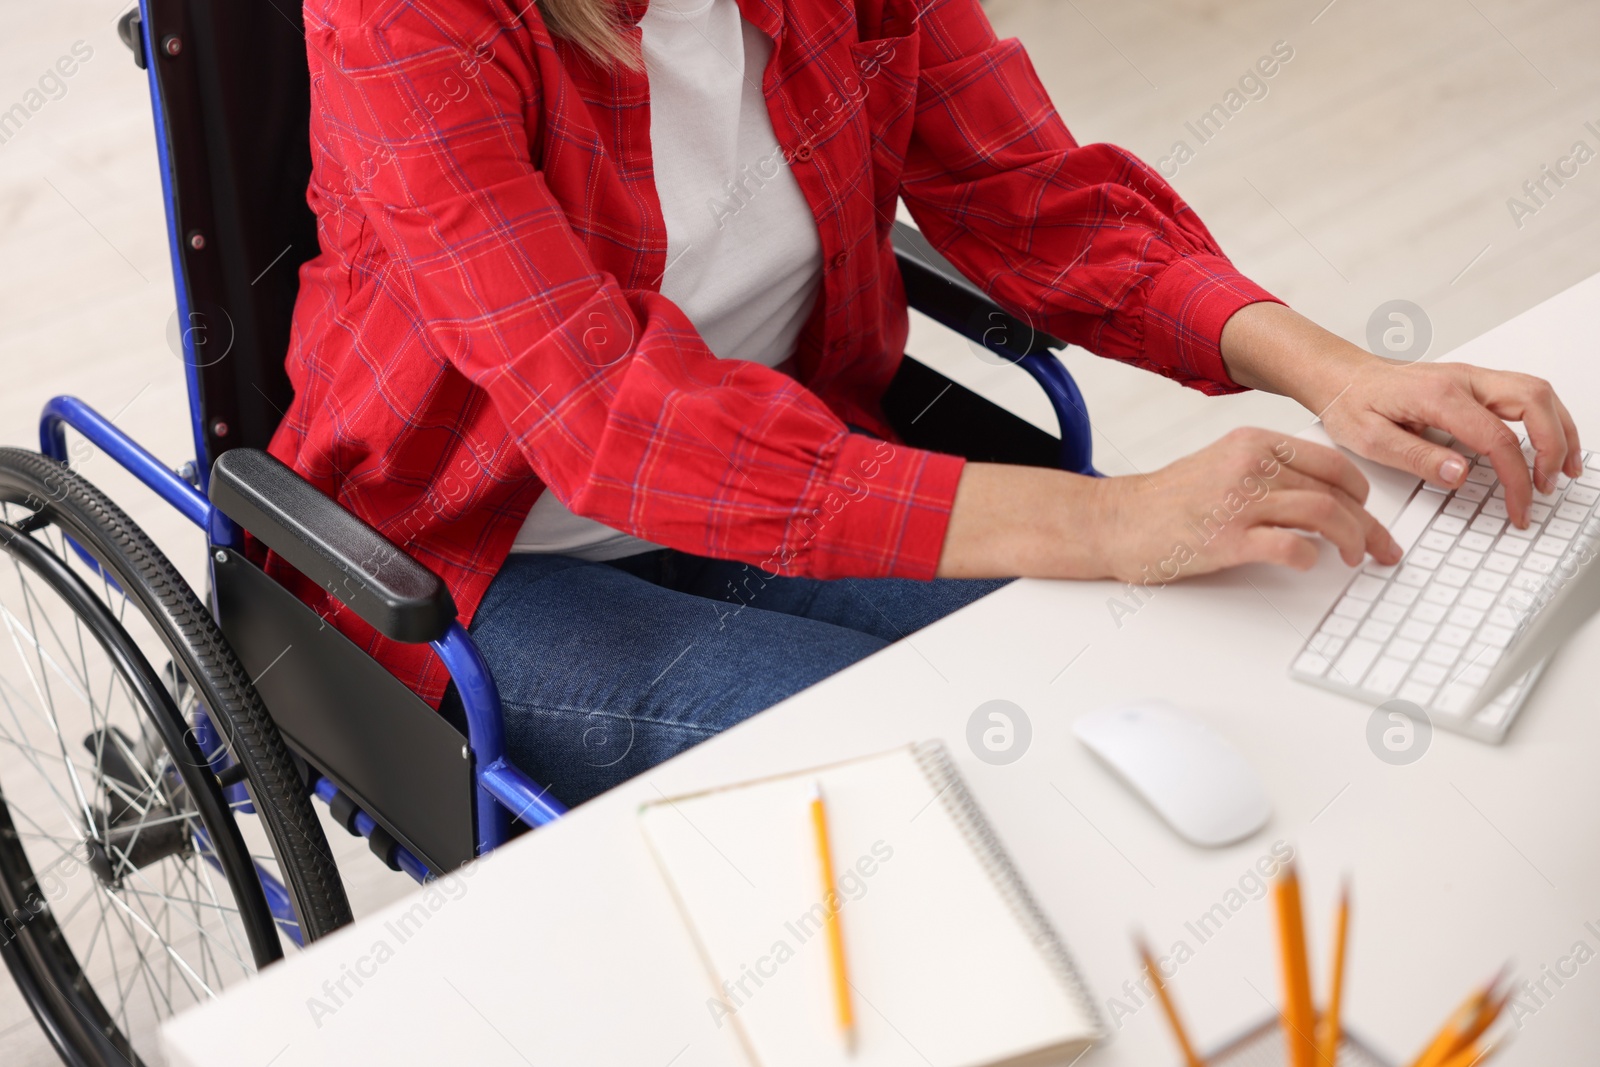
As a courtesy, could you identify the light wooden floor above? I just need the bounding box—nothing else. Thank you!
[1,0,1597,1061]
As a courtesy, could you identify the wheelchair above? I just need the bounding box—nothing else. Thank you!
[0,2,1097,1063]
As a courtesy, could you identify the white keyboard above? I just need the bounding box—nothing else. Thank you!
[1290,439,1600,742]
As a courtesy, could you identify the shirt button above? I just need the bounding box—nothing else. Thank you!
[792,143,814,162]
[831,251,848,269]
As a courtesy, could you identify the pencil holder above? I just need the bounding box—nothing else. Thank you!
[1201,1016,1394,1067]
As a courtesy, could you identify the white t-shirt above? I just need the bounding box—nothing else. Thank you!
[512,0,824,559]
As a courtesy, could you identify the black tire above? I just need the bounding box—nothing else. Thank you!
[0,448,351,1063]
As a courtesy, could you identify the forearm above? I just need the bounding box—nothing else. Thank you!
[935,463,1109,579]
[1219,301,1378,413]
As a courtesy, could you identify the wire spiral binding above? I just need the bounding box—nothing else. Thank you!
[910,739,1107,1038]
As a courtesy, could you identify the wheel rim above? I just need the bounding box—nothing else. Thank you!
[0,513,283,1064]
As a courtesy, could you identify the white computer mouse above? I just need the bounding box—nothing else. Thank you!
[1073,700,1271,847]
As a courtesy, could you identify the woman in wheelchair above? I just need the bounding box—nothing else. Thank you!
[276,0,1581,808]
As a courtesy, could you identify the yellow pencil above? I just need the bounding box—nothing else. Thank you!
[1317,879,1350,1066]
[1414,972,1510,1067]
[809,781,855,1052]
[1274,863,1317,1067]
[1136,935,1205,1067]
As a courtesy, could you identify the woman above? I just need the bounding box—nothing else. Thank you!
[270,0,1581,805]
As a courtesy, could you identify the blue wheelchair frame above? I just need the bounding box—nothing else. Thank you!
[38,0,1095,948]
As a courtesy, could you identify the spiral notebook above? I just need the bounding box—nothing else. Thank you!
[639,742,1104,1067]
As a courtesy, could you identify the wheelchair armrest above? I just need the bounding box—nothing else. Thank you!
[209,449,457,644]
[891,220,1063,359]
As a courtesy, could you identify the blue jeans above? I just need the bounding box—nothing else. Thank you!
[442,550,1007,807]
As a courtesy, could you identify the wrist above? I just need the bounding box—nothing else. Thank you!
[1220,302,1377,414]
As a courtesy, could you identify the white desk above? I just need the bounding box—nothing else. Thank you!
[163,275,1600,1066]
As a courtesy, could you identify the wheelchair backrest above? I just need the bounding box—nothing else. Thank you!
[138,0,316,483]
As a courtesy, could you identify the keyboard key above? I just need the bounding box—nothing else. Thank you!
[1411,603,1447,624]
[1535,535,1571,558]
[1522,553,1558,575]
[1387,638,1423,662]
[1397,566,1432,588]
[1435,624,1472,647]
[1334,595,1372,619]
[1566,485,1599,507]
[1431,514,1467,536]
[1388,489,1448,555]
[1528,502,1553,523]
[1510,571,1546,593]
[1447,548,1484,570]
[1383,583,1420,606]
[1492,483,1506,499]
[1459,588,1496,610]
[1465,465,1496,485]
[1459,531,1495,552]
[1481,498,1510,520]
[1410,662,1448,686]
[1321,615,1358,638]
[1557,501,1590,523]
[1332,639,1383,686]
[1500,521,1540,540]
[1495,536,1529,558]
[1370,601,1407,624]
[1422,583,1460,606]
[1346,574,1388,601]
[1398,680,1437,705]
[1294,651,1331,677]
[1545,518,1579,539]
[1578,466,1600,488]
[1399,619,1437,643]
[1423,642,1460,667]
[1444,498,1479,520]
[1358,620,1395,643]
[1409,548,1445,569]
[1489,605,1522,629]
[1478,624,1515,647]
[1455,482,1489,502]
[1311,632,1346,655]
[1435,566,1471,588]
[1419,531,1456,553]
[1362,657,1410,695]
[1470,515,1505,537]
[1482,552,1518,575]
[1363,560,1400,579]
[1435,683,1476,715]
[1456,664,1490,687]
[1532,486,1561,507]
[1461,642,1500,668]
[1469,570,1508,593]
[1447,606,1485,628]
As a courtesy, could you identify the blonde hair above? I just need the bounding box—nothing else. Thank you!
[536,0,642,69]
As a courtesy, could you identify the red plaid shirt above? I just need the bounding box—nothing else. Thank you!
[269,0,1278,705]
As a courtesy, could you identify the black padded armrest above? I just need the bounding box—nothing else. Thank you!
[209,449,457,644]
[891,220,1062,359]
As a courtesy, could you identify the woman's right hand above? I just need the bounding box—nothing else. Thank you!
[937,427,1402,582]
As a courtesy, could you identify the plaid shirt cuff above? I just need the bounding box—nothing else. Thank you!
[1143,254,1281,395]
[799,433,966,581]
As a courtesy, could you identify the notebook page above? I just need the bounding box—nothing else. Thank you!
[640,748,1096,1067]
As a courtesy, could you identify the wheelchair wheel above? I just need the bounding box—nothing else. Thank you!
[0,448,351,1065]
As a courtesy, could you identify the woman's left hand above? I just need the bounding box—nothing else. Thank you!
[1220,301,1583,529]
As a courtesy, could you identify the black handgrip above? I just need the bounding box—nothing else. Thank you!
[891,220,1062,359]
[209,449,456,644]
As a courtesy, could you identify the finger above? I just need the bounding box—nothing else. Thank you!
[1252,489,1370,567]
[1270,435,1371,504]
[1340,412,1472,491]
[1426,385,1532,526]
[1237,526,1319,571]
[1552,395,1583,477]
[1255,466,1402,563]
[1469,370,1572,491]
